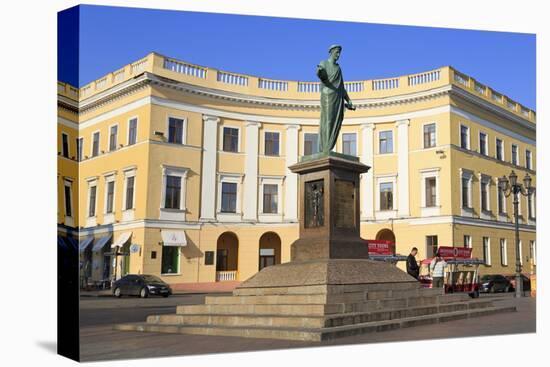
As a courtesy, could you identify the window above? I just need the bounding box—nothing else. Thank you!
[64,183,72,217]
[460,125,469,149]
[511,144,518,165]
[216,249,228,271]
[77,137,83,161]
[125,176,135,210]
[128,118,138,145]
[379,131,393,154]
[479,132,487,155]
[379,182,393,210]
[461,176,471,208]
[496,139,503,161]
[92,132,100,157]
[463,235,471,248]
[105,181,115,213]
[423,123,436,148]
[500,238,508,266]
[264,132,280,156]
[161,246,179,274]
[263,184,278,214]
[426,235,438,258]
[221,182,237,213]
[497,185,506,214]
[168,117,184,144]
[304,133,319,155]
[483,237,491,265]
[164,175,182,209]
[222,127,239,152]
[259,248,276,270]
[88,185,97,217]
[526,150,532,170]
[342,133,357,155]
[61,133,69,158]
[109,125,118,151]
[480,180,489,212]
[425,177,437,207]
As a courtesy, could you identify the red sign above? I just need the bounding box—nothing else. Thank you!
[436,246,472,259]
[366,240,394,256]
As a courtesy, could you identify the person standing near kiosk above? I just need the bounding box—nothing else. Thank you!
[406,247,420,279]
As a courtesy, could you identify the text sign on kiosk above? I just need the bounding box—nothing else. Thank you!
[436,246,472,259]
[366,240,394,256]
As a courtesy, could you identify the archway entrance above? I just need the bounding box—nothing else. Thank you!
[375,228,396,243]
[216,232,239,281]
[258,232,281,271]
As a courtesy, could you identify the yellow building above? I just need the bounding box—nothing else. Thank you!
[57,52,536,288]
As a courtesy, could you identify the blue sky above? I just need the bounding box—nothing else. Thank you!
[58,5,536,109]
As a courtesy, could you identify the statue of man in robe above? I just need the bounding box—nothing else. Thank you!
[316,45,355,154]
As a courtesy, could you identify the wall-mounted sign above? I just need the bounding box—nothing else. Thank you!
[130,244,141,253]
[204,251,214,265]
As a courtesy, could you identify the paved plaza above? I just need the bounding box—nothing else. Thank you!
[79,293,535,362]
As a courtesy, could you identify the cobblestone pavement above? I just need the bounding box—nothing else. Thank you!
[79,294,535,362]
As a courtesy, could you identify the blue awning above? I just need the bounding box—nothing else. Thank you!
[92,234,113,252]
[79,236,94,253]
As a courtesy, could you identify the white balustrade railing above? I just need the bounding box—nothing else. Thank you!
[372,78,399,90]
[521,107,529,117]
[474,82,486,95]
[453,72,469,87]
[163,58,207,78]
[57,83,65,93]
[113,69,125,82]
[131,58,148,75]
[258,78,288,91]
[344,81,364,92]
[68,86,78,98]
[491,91,503,103]
[217,71,248,86]
[80,85,91,97]
[408,70,440,86]
[95,77,107,90]
[297,82,320,93]
[507,100,516,110]
[216,271,238,281]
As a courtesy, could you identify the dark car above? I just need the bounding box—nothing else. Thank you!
[479,274,512,293]
[505,274,531,292]
[112,274,172,298]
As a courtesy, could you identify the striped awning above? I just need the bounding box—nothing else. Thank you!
[78,236,94,253]
[161,230,187,247]
[92,234,113,252]
[111,232,132,248]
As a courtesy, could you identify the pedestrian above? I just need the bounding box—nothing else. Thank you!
[406,247,420,279]
[430,251,447,288]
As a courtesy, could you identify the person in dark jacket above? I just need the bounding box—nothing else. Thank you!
[406,247,420,279]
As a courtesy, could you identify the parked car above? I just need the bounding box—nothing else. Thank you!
[479,274,512,293]
[112,274,172,298]
[505,274,531,292]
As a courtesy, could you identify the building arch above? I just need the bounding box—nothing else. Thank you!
[375,228,396,243]
[258,232,281,270]
[216,232,239,273]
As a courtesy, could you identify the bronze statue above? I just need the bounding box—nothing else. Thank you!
[316,45,355,154]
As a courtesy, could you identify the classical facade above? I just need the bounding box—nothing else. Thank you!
[57,52,536,287]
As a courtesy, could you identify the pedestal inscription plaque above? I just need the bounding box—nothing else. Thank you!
[305,179,324,228]
[334,179,355,229]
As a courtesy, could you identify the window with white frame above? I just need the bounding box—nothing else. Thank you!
[463,235,471,249]
[264,131,280,156]
[221,182,237,213]
[423,123,436,148]
[526,150,532,170]
[480,177,491,212]
[105,180,115,214]
[483,237,491,265]
[304,133,319,155]
[124,175,135,210]
[379,182,394,211]
[496,138,504,161]
[168,117,185,144]
[88,183,97,217]
[425,177,437,207]
[461,171,473,209]
[61,133,69,158]
[92,131,100,157]
[222,127,239,152]
[165,176,182,209]
[500,238,508,266]
[460,124,469,149]
[77,137,83,161]
[479,132,488,156]
[342,133,357,156]
[497,183,506,214]
[109,125,118,151]
[511,144,518,165]
[159,166,188,220]
[379,130,393,154]
[262,184,278,214]
[63,180,73,217]
[128,118,138,146]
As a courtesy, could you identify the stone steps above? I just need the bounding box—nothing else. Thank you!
[115,305,516,342]
[149,299,494,329]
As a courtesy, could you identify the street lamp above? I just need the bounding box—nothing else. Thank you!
[498,171,535,298]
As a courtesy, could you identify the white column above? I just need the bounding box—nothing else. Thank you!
[396,119,410,217]
[243,121,260,221]
[284,124,300,222]
[360,123,375,220]
[200,115,220,221]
